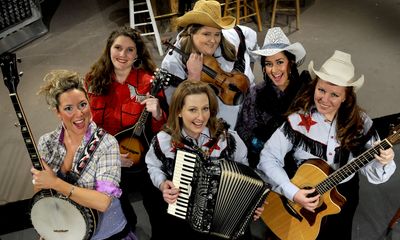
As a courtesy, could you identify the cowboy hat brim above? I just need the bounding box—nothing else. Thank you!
[176,10,236,29]
[252,42,306,64]
[308,61,365,92]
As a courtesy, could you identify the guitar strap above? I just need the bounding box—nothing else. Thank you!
[59,127,106,184]
[233,26,246,73]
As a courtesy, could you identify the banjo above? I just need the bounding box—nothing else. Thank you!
[0,52,97,240]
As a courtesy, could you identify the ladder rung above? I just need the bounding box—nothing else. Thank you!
[133,22,152,27]
[132,9,149,14]
[140,32,155,36]
[133,2,147,7]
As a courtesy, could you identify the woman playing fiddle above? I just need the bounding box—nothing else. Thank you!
[161,0,259,128]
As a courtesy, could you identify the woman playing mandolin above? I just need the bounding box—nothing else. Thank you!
[258,50,397,240]
[161,0,258,129]
[85,26,169,239]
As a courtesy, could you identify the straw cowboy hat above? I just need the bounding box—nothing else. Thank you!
[252,27,306,64]
[308,50,364,92]
[175,0,236,29]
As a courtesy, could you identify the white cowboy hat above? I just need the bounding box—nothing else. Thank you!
[175,0,236,29]
[308,50,364,92]
[252,27,306,64]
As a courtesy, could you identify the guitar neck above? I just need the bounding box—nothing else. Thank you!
[316,139,392,195]
[9,93,43,170]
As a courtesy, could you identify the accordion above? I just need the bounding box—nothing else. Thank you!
[168,149,270,239]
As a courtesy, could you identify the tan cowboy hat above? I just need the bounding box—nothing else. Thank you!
[252,27,306,64]
[175,0,236,29]
[308,50,364,92]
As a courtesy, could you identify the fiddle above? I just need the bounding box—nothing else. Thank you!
[163,41,250,106]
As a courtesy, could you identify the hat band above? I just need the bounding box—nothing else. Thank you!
[262,43,289,50]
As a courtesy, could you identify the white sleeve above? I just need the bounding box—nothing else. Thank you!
[258,126,299,201]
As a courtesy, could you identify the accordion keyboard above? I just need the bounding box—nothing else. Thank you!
[167,149,197,219]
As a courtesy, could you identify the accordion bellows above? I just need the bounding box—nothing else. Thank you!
[168,149,270,239]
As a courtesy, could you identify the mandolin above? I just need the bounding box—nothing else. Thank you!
[163,41,250,106]
[114,68,170,167]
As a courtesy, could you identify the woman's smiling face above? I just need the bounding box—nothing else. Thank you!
[180,93,210,139]
[264,52,291,91]
[110,35,137,71]
[57,89,92,137]
[192,26,221,56]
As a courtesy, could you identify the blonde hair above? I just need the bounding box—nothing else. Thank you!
[38,70,86,110]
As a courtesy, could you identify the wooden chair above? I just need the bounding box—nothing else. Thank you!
[270,0,300,30]
[223,0,263,32]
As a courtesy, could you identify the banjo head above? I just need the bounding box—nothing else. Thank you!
[31,192,96,240]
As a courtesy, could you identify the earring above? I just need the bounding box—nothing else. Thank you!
[132,58,142,68]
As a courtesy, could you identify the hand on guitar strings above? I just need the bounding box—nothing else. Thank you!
[120,152,134,168]
[31,159,57,190]
[141,93,162,121]
[373,141,395,165]
[160,180,180,204]
[293,188,320,213]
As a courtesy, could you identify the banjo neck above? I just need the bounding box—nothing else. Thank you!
[0,52,43,171]
[9,93,43,171]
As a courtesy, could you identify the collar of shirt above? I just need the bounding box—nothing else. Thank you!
[181,127,211,147]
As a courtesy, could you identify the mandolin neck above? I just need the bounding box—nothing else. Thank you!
[9,93,43,171]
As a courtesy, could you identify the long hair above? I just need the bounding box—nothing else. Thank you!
[177,24,236,62]
[165,80,221,144]
[38,70,86,111]
[287,78,365,151]
[86,26,156,95]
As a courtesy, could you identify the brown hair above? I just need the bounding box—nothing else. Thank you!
[86,26,156,95]
[287,77,365,151]
[178,24,236,61]
[165,80,221,144]
[38,70,86,111]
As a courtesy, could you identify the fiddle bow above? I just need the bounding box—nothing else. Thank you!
[163,41,250,106]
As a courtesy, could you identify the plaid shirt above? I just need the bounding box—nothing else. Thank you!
[37,121,121,196]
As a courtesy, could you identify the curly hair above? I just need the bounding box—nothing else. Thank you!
[165,80,222,144]
[177,24,237,62]
[38,70,86,110]
[86,26,156,95]
[287,77,365,151]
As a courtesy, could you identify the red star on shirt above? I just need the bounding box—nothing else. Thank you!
[203,140,221,154]
[298,113,317,132]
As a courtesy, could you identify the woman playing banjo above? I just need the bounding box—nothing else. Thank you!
[31,70,136,239]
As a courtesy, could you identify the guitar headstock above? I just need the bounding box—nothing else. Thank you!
[387,123,400,145]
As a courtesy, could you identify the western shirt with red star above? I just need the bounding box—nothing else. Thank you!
[258,108,396,202]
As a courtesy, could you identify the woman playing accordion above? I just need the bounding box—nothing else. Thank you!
[145,80,266,240]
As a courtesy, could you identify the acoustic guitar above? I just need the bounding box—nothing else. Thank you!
[163,41,250,106]
[261,123,400,240]
[0,52,97,239]
[114,68,170,167]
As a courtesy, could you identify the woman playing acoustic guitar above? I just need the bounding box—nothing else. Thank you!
[85,26,169,239]
[32,70,136,239]
[258,50,397,240]
[161,0,259,129]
